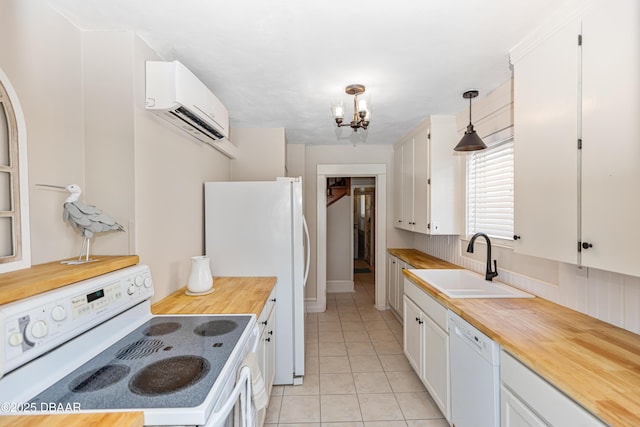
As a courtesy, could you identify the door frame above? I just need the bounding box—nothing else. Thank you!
[316,164,387,311]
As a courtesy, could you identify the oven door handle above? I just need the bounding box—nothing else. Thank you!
[204,366,252,427]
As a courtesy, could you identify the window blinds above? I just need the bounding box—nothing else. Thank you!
[466,137,514,240]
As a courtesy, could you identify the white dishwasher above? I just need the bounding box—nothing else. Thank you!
[448,310,500,427]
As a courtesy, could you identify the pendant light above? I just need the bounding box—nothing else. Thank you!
[454,90,487,151]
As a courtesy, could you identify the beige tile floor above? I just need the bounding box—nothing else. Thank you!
[264,262,449,427]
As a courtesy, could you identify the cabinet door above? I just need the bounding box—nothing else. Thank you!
[580,0,640,277]
[422,314,449,420]
[413,128,429,234]
[264,305,276,397]
[393,144,404,228]
[387,255,398,311]
[501,385,547,427]
[397,262,407,320]
[401,138,415,230]
[513,19,580,264]
[403,296,423,374]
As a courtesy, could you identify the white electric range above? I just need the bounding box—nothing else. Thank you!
[0,265,258,426]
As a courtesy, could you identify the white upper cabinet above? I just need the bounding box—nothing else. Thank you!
[510,0,640,277]
[393,115,459,235]
[511,18,580,264]
[580,1,640,276]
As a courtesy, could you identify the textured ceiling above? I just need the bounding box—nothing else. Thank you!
[46,0,562,145]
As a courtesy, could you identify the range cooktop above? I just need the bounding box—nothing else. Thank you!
[30,315,252,410]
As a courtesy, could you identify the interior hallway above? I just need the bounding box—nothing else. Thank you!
[265,261,448,426]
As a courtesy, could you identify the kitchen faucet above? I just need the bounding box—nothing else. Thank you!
[467,232,499,281]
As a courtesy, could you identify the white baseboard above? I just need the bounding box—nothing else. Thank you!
[327,280,354,293]
[305,299,324,313]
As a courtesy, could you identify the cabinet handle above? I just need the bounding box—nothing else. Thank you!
[268,331,273,335]
[582,242,593,250]
[513,235,521,240]
[270,298,277,302]
[265,337,271,342]
[418,320,423,325]
[261,321,268,325]
[415,317,420,322]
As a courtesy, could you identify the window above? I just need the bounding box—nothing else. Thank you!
[466,129,514,241]
[0,68,30,273]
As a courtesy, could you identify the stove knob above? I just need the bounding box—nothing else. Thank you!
[8,332,23,347]
[31,320,48,339]
[51,305,67,322]
[127,283,136,295]
[135,275,144,287]
[143,277,153,288]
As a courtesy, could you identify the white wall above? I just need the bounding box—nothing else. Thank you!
[0,0,233,301]
[291,144,412,304]
[326,194,352,292]
[0,0,85,261]
[230,128,285,181]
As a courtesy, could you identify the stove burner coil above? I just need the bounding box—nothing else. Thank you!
[129,355,210,396]
[143,321,182,336]
[193,320,238,337]
[116,339,165,360]
[69,364,130,393]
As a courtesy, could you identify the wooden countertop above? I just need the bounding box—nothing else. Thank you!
[0,255,139,306]
[403,262,640,427]
[0,412,144,427]
[152,276,277,317]
[388,248,460,269]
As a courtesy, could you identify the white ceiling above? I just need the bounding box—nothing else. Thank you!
[46,0,561,146]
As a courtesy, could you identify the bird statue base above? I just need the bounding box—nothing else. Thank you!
[61,258,99,265]
[59,236,100,265]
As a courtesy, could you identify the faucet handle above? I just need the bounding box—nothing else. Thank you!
[491,260,499,279]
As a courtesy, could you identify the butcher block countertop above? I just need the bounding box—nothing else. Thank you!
[0,412,144,427]
[399,250,640,427]
[0,255,139,306]
[152,276,277,316]
[387,248,461,269]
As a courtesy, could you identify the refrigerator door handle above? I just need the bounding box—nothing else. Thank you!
[302,215,310,287]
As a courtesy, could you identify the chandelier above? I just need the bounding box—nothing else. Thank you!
[332,84,370,131]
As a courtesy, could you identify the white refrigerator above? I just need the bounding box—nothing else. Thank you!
[204,177,309,385]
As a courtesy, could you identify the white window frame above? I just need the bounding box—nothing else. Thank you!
[465,127,514,244]
[0,67,31,273]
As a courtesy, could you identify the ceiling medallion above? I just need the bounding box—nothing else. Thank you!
[332,84,370,131]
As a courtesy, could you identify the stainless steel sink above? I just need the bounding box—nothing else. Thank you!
[408,269,534,299]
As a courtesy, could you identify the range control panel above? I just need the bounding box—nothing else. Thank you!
[0,264,154,376]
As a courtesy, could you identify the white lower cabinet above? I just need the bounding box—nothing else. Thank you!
[257,289,277,399]
[403,279,450,421]
[500,351,606,427]
[387,254,411,320]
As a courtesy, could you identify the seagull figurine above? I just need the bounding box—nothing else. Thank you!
[37,184,124,264]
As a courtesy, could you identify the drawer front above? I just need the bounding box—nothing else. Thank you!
[404,278,447,331]
[501,351,606,427]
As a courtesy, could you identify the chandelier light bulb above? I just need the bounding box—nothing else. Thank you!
[358,98,367,114]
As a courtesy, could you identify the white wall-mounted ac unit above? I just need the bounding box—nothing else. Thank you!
[145,60,238,159]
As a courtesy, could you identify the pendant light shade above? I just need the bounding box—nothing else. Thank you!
[454,90,487,152]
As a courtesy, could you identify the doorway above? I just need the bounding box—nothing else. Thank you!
[316,164,387,312]
[353,182,375,268]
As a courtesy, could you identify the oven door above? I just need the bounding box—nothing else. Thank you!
[204,365,252,427]
[204,325,261,427]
